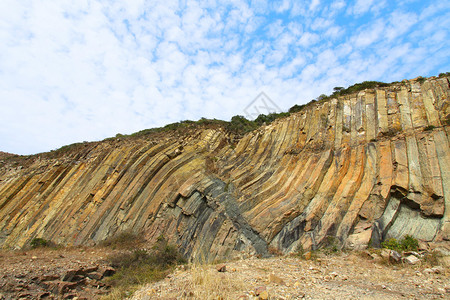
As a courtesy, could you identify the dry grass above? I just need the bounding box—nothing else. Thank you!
[190,265,246,299]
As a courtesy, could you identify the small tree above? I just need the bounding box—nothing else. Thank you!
[317,94,328,101]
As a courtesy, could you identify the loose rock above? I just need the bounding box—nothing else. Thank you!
[303,252,312,260]
[389,250,401,263]
[403,255,420,265]
[255,286,266,295]
[216,264,227,272]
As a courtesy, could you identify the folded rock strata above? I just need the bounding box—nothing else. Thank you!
[0,76,449,261]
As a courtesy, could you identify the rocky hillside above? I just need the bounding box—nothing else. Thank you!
[0,75,449,262]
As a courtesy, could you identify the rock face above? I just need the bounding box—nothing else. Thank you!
[0,76,449,262]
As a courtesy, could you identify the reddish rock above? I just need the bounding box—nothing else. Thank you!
[40,275,60,282]
[61,270,77,282]
[99,267,116,278]
[86,272,103,280]
[216,264,227,272]
[255,286,266,296]
[76,266,98,275]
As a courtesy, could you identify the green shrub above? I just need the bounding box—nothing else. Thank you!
[289,104,306,113]
[416,76,426,83]
[226,115,258,134]
[311,81,391,104]
[381,235,419,252]
[400,235,419,251]
[381,238,402,252]
[331,81,389,98]
[52,142,88,155]
[108,249,151,269]
[30,238,49,248]
[254,112,290,126]
[317,94,328,101]
[104,236,186,299]
[99,231,143,249]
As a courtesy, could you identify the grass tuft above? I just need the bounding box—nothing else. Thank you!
[98,231,144,249]
[101,235,186,299]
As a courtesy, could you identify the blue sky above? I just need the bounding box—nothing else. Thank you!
[0,0,449,155]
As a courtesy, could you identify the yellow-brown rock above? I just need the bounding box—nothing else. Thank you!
[0,76,449,261]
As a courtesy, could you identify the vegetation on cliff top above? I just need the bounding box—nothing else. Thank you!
[1,73,447,161]
[104,73,449,140]
[113,81,392,139]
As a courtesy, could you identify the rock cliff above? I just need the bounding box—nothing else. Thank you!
[1,76,449,261]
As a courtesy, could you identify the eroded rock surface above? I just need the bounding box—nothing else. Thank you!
[0,76,449,262]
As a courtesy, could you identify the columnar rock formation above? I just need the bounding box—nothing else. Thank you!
[1,76,449,261]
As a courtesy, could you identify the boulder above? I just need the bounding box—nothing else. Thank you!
[86,272,103,281]
[381,249,391,260]
[389,250,401,263]
[98,267,116,278]
[255,286,266,296]
[403,255,420,265]
[216,264,226,272]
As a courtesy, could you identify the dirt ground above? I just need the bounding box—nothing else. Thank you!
[132,253,450,300]
[0,248,449,300]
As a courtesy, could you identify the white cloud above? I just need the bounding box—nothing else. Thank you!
[324,26,343,39]
[298,32,320,47]
[310,0,321,12]
[275,0,292,13]
[385,11,418,40]
[349,0,373,15]
[0,0,448,154]
[310,17,333,31]
[330,0,346,12]
[267,19,285,38]
[353,19,385,47]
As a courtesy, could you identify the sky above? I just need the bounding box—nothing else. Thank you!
[0,1,449,155]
